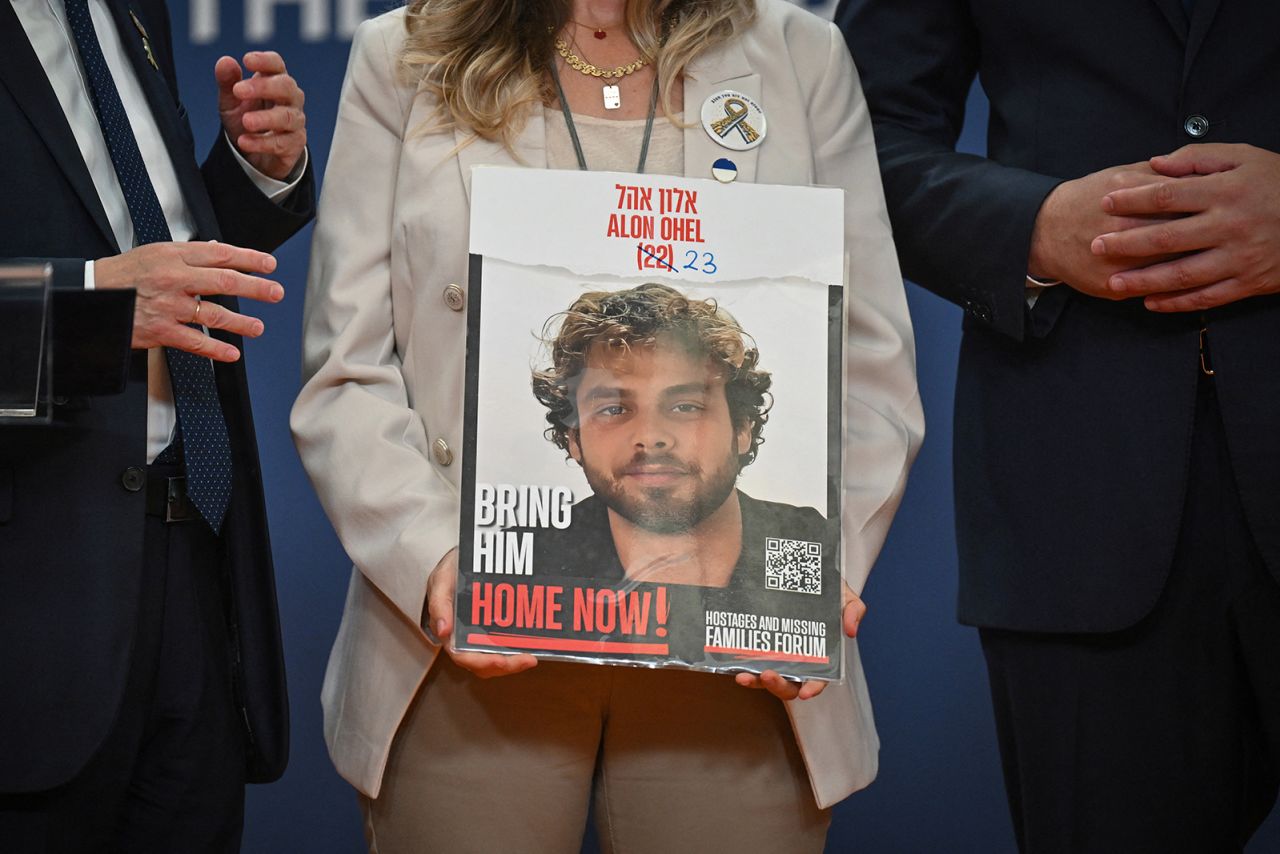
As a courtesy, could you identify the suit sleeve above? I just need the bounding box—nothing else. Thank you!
[811,22,926,594]
[200,133,315,252]
[140,0,314,252]
[290,19,454,627]
[836,0,1060,341]
[2,258,89,289]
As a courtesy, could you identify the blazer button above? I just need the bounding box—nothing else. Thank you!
[433,438,454,467]
[120,466,145,492]
[442,284,466,312]
[1183,114,1210,138]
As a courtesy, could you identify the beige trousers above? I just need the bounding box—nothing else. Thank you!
[360,655,831,854]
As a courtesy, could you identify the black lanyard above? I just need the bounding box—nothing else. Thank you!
[548,61,660,174]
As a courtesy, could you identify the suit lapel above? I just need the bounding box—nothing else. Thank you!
[1150,0,1189,41]
[454,107,548,205]
[0,1,117,250]
[102,0,220,239]
[682,35,759,183]
[1183,0,1224,83]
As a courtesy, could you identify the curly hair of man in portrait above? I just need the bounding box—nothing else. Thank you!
[531,282,773,467]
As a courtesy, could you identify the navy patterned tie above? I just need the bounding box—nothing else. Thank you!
[63,0,232,533]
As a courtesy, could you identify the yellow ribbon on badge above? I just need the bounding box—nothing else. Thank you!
[710,98,760,144]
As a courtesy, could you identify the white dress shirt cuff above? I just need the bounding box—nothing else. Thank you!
[1025,274,1063,288]
[84,259,95,290]
[1025,274,1062,309]
[224,130,308,203]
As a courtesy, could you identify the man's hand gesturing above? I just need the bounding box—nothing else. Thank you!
[215,51,307,181]
[94,241,283,362]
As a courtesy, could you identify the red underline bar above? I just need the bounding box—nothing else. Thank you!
[703,645,830,664]
[466,632,670,655]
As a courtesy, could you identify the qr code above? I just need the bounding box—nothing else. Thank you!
[764,538,822,594]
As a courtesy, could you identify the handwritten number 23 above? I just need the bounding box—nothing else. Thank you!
[683,251,717,275]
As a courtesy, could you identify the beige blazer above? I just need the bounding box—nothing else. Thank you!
[293,0,924,810]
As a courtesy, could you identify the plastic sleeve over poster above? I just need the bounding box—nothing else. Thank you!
[455,167,847,681]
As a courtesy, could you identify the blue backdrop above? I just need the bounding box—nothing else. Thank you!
[160,1,1280,850]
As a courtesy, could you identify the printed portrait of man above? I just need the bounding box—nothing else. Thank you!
[526,282,837,593]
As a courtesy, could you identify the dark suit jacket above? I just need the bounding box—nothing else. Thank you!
[0,0,313,791]
[838,0,1280,632]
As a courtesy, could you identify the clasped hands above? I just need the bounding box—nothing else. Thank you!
[424,549,866,702]
[97,52,306,360]
[1029,143,1280,311]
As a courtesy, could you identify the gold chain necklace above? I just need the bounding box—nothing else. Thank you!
[554,37,649,80]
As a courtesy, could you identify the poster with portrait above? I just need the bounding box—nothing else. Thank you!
[455,167,845,681]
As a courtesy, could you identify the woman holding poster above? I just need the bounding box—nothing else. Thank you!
[292,0,923,850]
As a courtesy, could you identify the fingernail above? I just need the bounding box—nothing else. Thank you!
[253,320,265,336]
[1091,237,1107,255]
[1101,196,1115,213]
[1110,275,1126,292]
[435,618,446,637]
[270,284,284,301]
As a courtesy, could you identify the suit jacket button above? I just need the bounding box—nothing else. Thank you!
[443,284,466,312]
[120,466,145,492]
[433,438,454,467]
[1184,114,1210,138]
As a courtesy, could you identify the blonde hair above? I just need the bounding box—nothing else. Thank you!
[401,0,756,149]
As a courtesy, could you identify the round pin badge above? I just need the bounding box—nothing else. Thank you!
[701,90,767,152]
[711,158,738,183]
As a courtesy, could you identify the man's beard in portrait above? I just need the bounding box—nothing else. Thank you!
[580,442,741,535]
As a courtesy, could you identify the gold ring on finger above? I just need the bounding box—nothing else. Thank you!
[192,300,203,324]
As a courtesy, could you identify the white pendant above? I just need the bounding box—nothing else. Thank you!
[603,85,621,110]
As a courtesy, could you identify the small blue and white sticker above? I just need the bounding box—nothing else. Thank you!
[701,90,766,152]
[711,158,738,183]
